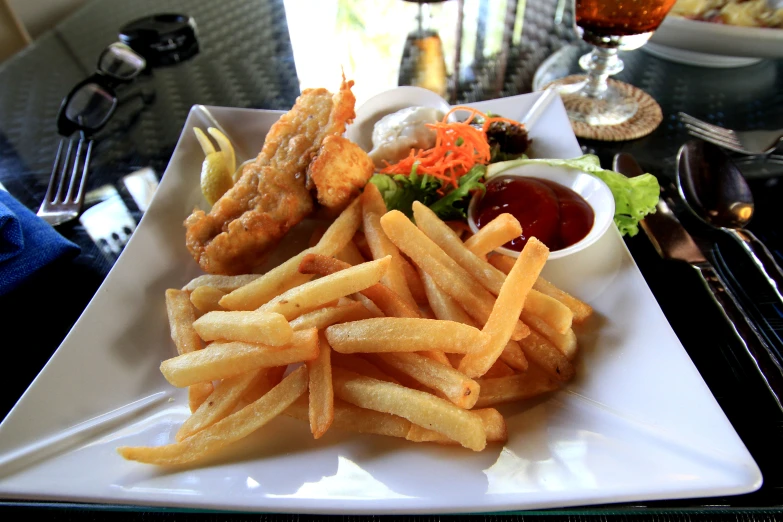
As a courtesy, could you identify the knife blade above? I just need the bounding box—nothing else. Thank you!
[614,152,783,412]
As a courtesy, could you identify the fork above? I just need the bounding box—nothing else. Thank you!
[678,113,783,155]
[37,134,94,226]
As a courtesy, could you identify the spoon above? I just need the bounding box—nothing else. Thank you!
[677,139,783,304]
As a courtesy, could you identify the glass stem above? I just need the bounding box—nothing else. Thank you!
[581,47,623,99]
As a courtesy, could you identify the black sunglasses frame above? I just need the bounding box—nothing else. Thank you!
[56,44,146,137]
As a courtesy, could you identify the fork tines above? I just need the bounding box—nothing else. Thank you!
[38,137,93,226]
[678,112,744,152]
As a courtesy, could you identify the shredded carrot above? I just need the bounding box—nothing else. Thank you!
[380,106,524,188]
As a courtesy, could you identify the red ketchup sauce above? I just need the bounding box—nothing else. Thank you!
[475,176,595,252]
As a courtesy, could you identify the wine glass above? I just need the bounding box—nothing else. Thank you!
[549,0,677,126]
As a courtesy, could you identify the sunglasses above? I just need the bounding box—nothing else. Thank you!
[56,43,147,137]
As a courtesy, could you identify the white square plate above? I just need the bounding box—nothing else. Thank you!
[0,92,761,513]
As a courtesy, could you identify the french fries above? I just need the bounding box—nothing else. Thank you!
[188,382,214,413]
[413,202,510,296]
[533,277,593,324]
[475,365,561,408]
[483,359,515,379]
[118,366,308,465]
[297,254,420,318]
[308,332,334,439]
[460,238,549,378]
[400,257,428,306]
[421,268,529,372]
[189,286,226,313]
[500,340,529,372]
[463,213,522,258]
[259,256,391,320]
[286,396,411,438]
[406,408,507,444]
[336,240,366,266]
[362,183,418,310]
[331,352,401,383]
[125,186,593,467]
[176,368,264,441]
[289,301,373,330]
[183,274,260,293]
[242,365,287,404]
[376,352,480,409]
[521,311,578,360]
[165,289,211,410]
[219,199,362,311]
[165,289,203,355]
[160,328,319,387]
[332,368,486,451]
[380,209,528,341]
[517,330,575,382]
[325,318,490,354]
[414,204,572,334]
[192,311,292,345]
[524,292,574,335]
[489,255,593,324]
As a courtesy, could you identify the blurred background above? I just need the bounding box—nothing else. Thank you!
[1,0,568,104]
[0,0,86,62]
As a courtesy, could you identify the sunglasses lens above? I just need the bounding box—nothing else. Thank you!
[65,83,116,129]
[99,44,146,80]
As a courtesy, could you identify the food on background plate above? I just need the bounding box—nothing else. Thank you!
[184,78,373,275]
[671,0,783,28]
[120,182,596,465]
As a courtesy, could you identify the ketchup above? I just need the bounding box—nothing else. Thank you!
[475,176,594,252]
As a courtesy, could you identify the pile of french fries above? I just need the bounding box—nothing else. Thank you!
[118,185,592,465]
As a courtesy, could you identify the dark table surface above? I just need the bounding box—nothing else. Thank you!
[1,0,782,518]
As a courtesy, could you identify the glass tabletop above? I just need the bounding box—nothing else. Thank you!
[0,0,782,516]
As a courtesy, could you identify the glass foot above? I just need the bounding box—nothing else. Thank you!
[548,75,638,126]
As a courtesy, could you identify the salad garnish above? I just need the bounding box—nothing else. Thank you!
[370,106,659,235]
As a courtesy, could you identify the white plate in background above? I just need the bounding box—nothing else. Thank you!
[0,92,761,513]
[649,15,783,67]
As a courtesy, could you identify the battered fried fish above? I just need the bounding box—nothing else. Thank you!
[307,135,374,214]
[185,80,357,275]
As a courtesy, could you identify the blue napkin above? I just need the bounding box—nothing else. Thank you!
[0,189,80,295]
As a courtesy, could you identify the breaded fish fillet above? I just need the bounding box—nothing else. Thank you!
[307,135,374,214]
[185,80,356,274]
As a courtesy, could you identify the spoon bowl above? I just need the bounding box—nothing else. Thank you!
[677,140,755,229]
[677,139,783,303]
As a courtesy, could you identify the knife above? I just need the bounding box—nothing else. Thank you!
[614,152,783,412]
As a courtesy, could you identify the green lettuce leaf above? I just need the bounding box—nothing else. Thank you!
[428,164,486,220]
[486,154,659,236]
[369,168,441,218]
[369,164,486,221]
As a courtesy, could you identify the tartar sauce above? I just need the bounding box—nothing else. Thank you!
[368,107,444,168]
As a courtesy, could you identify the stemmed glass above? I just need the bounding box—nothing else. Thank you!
[550,0,677,126]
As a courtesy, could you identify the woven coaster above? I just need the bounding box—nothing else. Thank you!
[544,75,663,141]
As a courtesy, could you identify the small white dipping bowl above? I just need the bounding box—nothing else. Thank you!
[345,86,452,152]
[467,164,615,260]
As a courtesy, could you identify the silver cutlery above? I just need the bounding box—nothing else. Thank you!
[678,112,783,155]
[79,185,136,262]
[614,152,783,412]
[37,135,93,226]
[677,140,783,305]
